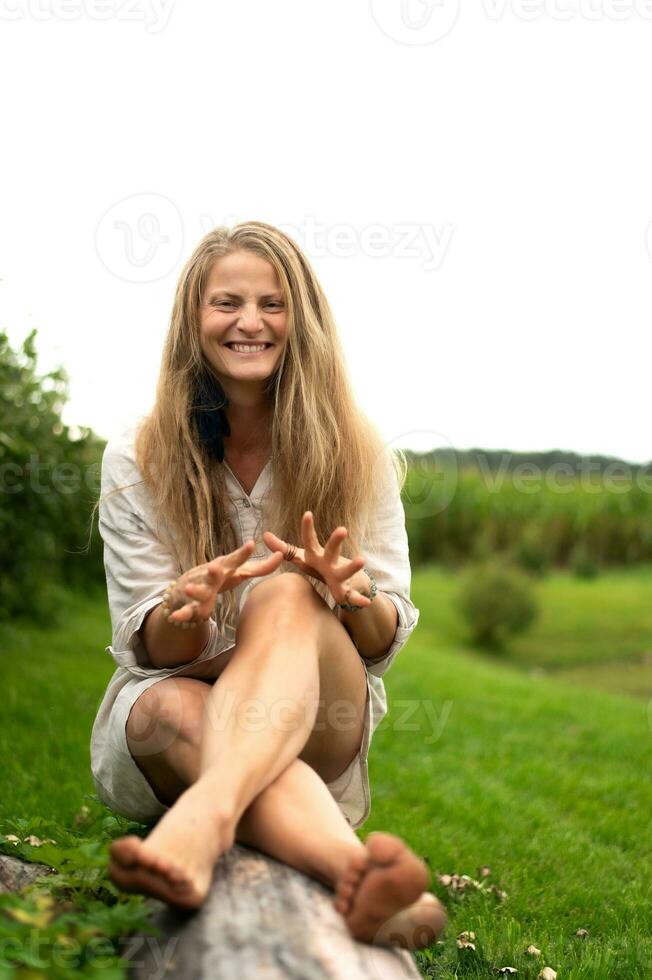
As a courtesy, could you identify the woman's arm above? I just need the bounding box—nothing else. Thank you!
[100,436,219,674]
[336,570,399,661]
[338,449,420,677]
[138,603,212,669]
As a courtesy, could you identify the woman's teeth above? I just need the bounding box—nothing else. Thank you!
[226,343,270,354]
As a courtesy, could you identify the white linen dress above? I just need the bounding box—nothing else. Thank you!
[90,422,420,830]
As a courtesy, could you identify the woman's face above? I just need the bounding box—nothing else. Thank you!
[199,250,288,389]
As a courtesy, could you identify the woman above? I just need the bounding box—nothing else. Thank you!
[90,221,446,948]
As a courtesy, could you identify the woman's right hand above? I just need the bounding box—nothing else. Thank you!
[164,540,284,626]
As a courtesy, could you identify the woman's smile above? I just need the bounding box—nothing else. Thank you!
[223,342,274,355]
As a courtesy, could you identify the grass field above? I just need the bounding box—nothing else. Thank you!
[417,563,652,699]
[1,566,651,978]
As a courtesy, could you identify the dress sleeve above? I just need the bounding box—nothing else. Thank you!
[353,449,420,678]
[99,437,220,675]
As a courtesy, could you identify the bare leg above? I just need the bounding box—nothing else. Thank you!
[110,724,447,948]
[235,763,448,949]
[109,575,447,944]
[109,574,368,906]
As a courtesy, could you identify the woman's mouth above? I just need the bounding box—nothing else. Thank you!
[224,343,273,355]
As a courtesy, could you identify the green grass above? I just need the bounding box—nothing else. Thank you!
[416,563,652,697]
[1,567,651,977]
[370,632,652,977]
[0,585,115,824]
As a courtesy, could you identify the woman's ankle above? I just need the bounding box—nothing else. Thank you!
[179,779,239,849]
[312,835,367,889]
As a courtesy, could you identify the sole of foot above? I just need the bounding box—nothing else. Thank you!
[336,831,447,949]
[108,835,212,910]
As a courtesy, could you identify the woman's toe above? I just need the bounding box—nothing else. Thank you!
[109,836,142,868]
[364,831,406,867]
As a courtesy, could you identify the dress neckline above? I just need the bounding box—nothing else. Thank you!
[223,457,272,500]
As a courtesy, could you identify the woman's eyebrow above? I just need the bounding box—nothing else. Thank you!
[206,290,283,301]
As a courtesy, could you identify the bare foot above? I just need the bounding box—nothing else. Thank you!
[373,892,447,949]
[108,782,234,909]
[334,831,447,948]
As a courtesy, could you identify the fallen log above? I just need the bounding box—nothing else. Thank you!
[0,853,54,893]
[121,842,423,980]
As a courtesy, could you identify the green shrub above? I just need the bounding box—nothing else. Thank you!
[570,542,600,579]
[456,560,539,649]
[513,523,551,576]
[0,328,106,623]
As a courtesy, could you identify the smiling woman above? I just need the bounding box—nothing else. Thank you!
[88,220,444,949]
[199,252,287,381]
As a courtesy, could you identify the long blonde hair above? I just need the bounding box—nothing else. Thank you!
[92,221,406,639]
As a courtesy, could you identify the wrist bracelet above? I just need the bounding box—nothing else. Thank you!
[160,578,210,630]
[336,567,378,613]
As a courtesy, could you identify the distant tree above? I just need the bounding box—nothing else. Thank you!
[0,328,105,623]
[456,560,539,650]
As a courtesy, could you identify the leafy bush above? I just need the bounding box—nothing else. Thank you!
[512,522,551,576]
[456,561,539,649]
[570,542,600,579]
[0,328,106,623]
[0,797,159,979]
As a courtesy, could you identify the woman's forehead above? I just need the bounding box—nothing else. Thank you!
[205,250,281,291]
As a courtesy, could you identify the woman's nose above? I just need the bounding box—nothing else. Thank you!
[238,302,263,328]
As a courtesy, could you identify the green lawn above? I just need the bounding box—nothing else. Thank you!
[416,563,652,698]
[0,585,115,824]
[1,567,651,978]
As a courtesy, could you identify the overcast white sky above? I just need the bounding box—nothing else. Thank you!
[1,0,650,463]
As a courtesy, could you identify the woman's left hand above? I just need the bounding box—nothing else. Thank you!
[262,511,373,609]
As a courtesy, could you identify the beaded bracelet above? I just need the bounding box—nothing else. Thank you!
[160,579,211,631]
[336,567,378,612]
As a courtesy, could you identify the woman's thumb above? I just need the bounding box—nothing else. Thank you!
[263,530,285,550]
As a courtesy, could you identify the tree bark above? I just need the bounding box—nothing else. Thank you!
[0,853,53,893]
[122,842,421,980]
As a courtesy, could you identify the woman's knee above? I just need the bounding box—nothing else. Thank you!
[125,678,211,759]
[246,571,318,605]
[239,571,328,634]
